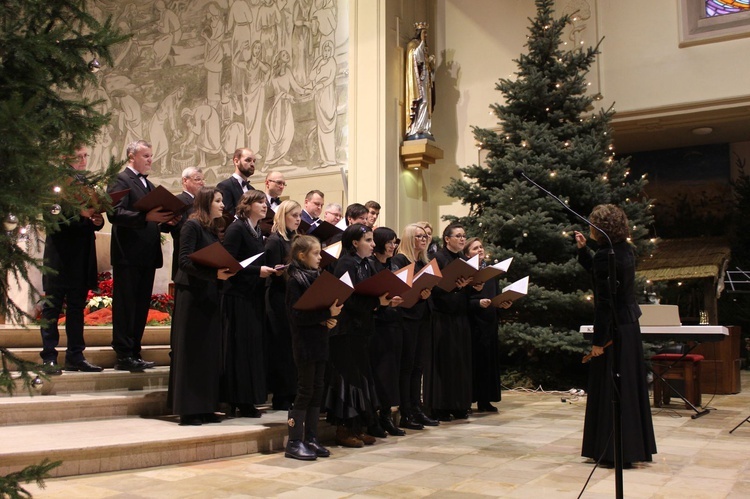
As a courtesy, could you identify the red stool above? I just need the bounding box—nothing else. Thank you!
[651,353,703,409]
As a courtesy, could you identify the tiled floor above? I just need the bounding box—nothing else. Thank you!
[25,373,750,498]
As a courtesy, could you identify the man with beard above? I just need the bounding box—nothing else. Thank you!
[218,148,257,218]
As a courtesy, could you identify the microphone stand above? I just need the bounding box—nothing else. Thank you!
[515,170,624,499]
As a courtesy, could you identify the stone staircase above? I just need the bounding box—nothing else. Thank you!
[0,324,305,479]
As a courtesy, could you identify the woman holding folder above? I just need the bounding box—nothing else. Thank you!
[222,190,281,418]
[391,223,439,429]
[464,237,512,413]
[326,224,396,447]
[426,222,473,421]
[265,200,302,410]
[369,227,406,436]
[170,187,233,425]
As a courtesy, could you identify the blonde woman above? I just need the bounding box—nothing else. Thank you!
[265,200,303,410]
[391,224,439,429]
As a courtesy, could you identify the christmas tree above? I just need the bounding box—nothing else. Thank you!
[0,1,127,495]
[445,0,654,388]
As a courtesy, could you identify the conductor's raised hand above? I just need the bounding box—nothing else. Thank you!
[574,230,587,249]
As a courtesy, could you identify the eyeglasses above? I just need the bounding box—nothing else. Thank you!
[267,179,287,186]
[414,235,428,240]
[326,211,342,218]
[449,234,467,239]
[189,176,205,182]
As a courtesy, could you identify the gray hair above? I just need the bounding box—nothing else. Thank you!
[324,202,342,212]
[126,139,152,159]
[181,166,202,179]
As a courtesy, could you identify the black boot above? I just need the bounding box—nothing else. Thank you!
[380,410,406,436]
[304,407,330,457]
[398,409,424,430]
[366,411,388,438]
[285,410,316,460]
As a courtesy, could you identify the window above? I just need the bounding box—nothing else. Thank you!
[679,0,750,46]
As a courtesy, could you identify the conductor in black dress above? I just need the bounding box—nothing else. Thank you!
[107,140,177,372]
[39,145,104,374]
[575,204,656,467]
[217,148,256,218]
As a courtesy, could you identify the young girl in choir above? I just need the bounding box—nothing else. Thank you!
[265,200,303,410]
[284,235,343,460]
[170,187,234,426]
[327,224,400,447]
[222,190,281,418]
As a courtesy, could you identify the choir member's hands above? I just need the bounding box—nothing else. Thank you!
[80,207,97,219]
[574,231,587,249]
[419,288,431,300]
[259,265,277,278]
[89,213,104,226]
[146,206,174,223]
[378,292,392,307]
[329,299,343,317]
[497,300,512,309]
[167,213,182,226]
[217,268,235,280]
[456,276,472,289]
[389,296,404,307]
[473,282,485,292]
[479,298,492,309]
[273,264,287,275]
[325,318,338,329]
[589,345,604,357]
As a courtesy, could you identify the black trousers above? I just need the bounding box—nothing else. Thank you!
[112,264,155,358]
[40,285,88,363]
[400,317,430,410]
[294,360,326,411]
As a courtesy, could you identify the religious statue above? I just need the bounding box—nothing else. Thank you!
[404,22,435,141]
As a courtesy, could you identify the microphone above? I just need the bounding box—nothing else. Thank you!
[514,169,612,247]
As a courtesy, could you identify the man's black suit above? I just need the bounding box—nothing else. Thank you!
[107,169,168,360]
[217,176,252,218]
[40,209,102,363]
[168,191,195,279]
[259,198,275,237]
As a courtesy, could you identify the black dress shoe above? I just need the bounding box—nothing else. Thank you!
[114,357,145,372]
[202,413,222,423]
[179,415,203,426]
[432,410,454,422]
[65,359,103,372]
[414,409,439,426]
[42,360,63,376]
[237,404,262,418]
[451,410,469,420]
[398,415,424,431]
[477,402,498,413]
[134,357,156,369]
[379,414,406,436]
[367,422,388,438]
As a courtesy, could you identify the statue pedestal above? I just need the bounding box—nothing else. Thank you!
[400,139,443,170]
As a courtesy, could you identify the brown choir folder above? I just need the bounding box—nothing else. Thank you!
[293,270,354,311]
[320,241,342,268]
[188,243,263,273]
[436,254,480,291]
[353,268,412,298]
[133,185,189,214]
[309,221,343,243]
[94,188,129,212]
[471,257,513,285]
[398,259,442,308]
[490,276,529,306]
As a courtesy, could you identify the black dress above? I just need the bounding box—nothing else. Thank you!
[325,253,381,421]
[369,256,402,410]
[426,247,472,414]
[391,254,431,412]
[264,230,298,407]
[221,219,268,407]
[578,241,657,463]
[169,220,223,417]
[467,274,502,404]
